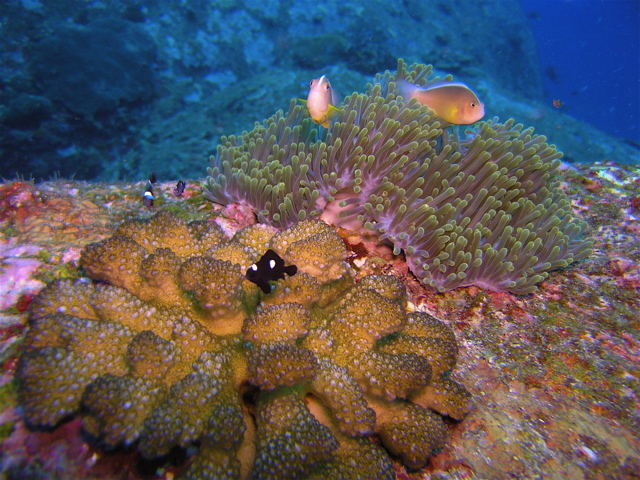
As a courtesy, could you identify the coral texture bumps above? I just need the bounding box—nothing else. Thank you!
[17,211,471,479]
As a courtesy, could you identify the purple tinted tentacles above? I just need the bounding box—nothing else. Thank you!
[204,59,591,294]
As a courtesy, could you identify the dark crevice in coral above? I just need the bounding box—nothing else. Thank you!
[240,381,261,414]
[137,446,189,477]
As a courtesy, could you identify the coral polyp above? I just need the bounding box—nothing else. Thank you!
[17,211,471,479]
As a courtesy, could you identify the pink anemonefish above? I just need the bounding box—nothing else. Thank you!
[306,75,343,128]
[397,79,485,125]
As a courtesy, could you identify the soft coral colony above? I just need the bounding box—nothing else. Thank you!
[204,60,591,294]
[18,212,471,479]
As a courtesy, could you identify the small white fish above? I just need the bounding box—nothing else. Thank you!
[398,79,485,124]
[306,75,342,128]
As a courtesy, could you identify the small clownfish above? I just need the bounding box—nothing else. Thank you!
[397,79,485,125]
[246,249,297,293]
[306,75,343,128]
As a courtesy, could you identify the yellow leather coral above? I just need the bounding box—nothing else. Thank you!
[18,211,470,479]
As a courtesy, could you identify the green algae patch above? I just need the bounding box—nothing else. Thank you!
[0,380,18,441]
[0,420,15,442]
[0,379,17,406]
[35,249,52,263]
[1,225,18,238]
[33,259,81,284]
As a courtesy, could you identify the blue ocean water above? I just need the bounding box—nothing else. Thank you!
[1,0,638,181]
[520,0,640,143]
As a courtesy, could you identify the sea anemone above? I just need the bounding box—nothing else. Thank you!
[17,211,470,479]
[204,60,591,294]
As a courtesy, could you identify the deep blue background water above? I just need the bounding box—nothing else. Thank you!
[521,0,640,142]
[2,0,638,181]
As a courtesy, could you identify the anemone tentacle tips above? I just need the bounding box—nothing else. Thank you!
[204,59,591,295]
[17,211,471,479]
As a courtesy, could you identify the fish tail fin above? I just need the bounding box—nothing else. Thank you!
[331,89,342,108]
[258,281,272,294]
[324,105,343,128]
[284,265,298,276]
[396,79,416,101]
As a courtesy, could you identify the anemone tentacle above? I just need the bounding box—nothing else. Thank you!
[204,59,591,294]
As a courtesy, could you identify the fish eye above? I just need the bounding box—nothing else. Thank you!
[309,80,313,87]
[471,102,477,107]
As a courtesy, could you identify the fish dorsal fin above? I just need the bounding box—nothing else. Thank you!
[423,82,481,100]
[330,88,342,109]
[396,79,415,100]
[261,249,280,265]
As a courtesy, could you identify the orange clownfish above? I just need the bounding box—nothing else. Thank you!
[398,79,485,125]
[306,75,342,128]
